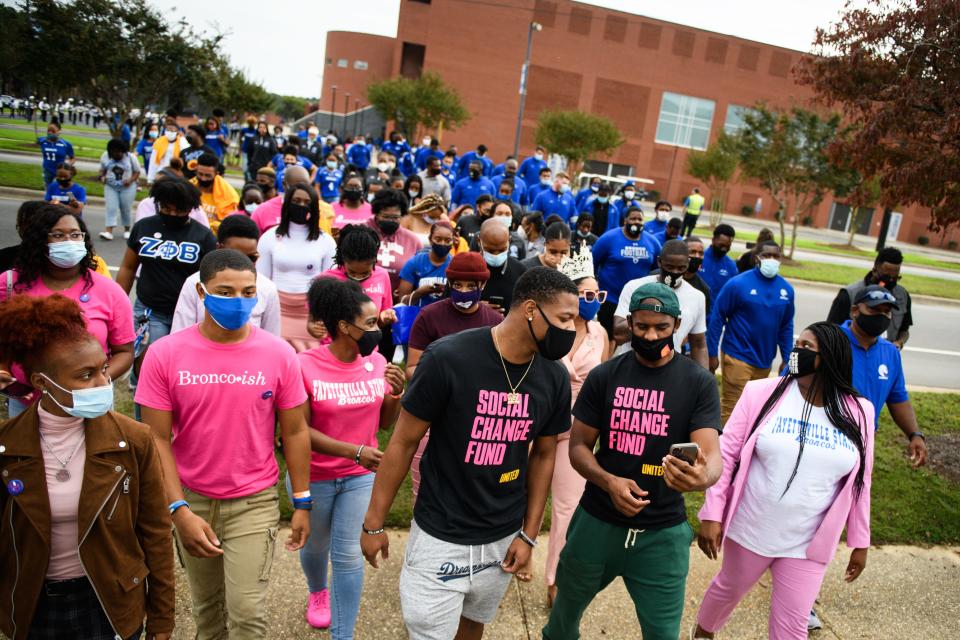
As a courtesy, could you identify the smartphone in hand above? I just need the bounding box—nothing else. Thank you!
[669,443,700,465]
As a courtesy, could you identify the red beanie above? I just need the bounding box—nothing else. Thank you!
[445,251,490,282]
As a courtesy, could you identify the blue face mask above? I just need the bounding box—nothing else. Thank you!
[41,374,114,419]
[48,240,88,268]
[759,258,780,278]
[597,196,609,204]
[579,298,601,321]
[590,184,599,192]
[202,285,258,330]
[483,250,508,268]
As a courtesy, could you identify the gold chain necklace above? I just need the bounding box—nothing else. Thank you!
[492,326,535,405]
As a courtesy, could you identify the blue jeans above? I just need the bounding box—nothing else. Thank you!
[6,396,28,418]
[286,472,374,640]
[104,183,137,228]
[131,298,173,419]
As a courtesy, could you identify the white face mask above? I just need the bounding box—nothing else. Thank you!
[164,130,178,141]
[422,138,431,147]
[623,190,635,200]
[534,152,544,160]
[367,192,376,203]
[656,210,670,221]
[492,215,512,228]
[244,202,260,213]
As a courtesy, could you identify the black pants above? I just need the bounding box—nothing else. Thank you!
[28,578,142,640]
[680,213,700,238]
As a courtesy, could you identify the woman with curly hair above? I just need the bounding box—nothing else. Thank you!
[0,294,174,640]
[0,204,135,417]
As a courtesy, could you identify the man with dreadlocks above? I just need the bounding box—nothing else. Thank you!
[692,321,874,640]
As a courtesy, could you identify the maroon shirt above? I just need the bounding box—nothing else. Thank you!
[408,298,503,351]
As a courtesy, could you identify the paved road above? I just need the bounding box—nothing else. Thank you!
[1,197,957,389]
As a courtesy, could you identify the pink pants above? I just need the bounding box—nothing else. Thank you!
[545,437,586,586]
[696,538,828,639]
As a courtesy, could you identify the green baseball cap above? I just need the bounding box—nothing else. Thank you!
[629,282,682,318]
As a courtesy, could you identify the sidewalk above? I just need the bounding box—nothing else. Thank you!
[170,527,960,639]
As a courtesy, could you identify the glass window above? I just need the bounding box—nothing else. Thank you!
[354,60,368,70]
[337,58,348,68]
[654,92,715,150]
[724,104,756,135]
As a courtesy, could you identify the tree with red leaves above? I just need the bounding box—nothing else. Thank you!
[797,0,960,232]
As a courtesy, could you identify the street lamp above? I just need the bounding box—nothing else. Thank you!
[357,103,365,139]
[513,21,542,158]
[343,93,351,140]
[328,86,337,133]
[353,99,360,138]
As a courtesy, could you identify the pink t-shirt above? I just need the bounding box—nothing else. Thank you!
[135,325,307,499]
[299,346,387,481]
[251,195,284,234]
[321,266,394,313]
[364,218,423,292]
[1,270,135,385]
[331,202,373,229]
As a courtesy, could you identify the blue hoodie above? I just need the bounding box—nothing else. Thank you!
[701,245,738,299]
[518,155,547,188]
[451,175,496,207]
[707,267,794,369]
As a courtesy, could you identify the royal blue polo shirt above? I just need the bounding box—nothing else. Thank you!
[841,320,908,428]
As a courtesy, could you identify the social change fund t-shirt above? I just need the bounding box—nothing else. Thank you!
[403,327,571,544]
[574,351,720,529]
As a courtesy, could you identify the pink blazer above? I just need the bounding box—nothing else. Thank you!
[699,377,874,564]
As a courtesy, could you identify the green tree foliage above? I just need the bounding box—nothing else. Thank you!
[686,132,739,225]
[732,106,857,259]
[367,73,469,139]
[271,95,310,122]
[534,110,624,180]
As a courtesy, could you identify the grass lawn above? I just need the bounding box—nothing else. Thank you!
[0,137,104,161]
[779,262,960,300]
[0,159,106,198]
[0,115,108,135]
[694,225,960,273]
[4,375,958,545]
[0,125,108,159]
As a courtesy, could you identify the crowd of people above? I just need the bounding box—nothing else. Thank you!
[0,114,932,640]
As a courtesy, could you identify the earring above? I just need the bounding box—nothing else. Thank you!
[528,317,533,321]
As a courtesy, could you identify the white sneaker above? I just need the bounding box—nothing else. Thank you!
[99,231,114,241]
[808,609,823,631]
[123,231,131,240]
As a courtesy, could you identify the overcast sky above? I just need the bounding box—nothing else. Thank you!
[148,0,848,97]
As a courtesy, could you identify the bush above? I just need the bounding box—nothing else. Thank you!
[646,189,660,202]
[948,240,958,251]
[917,236,930,245]
[802,215,814,227]
[740,205,754,217]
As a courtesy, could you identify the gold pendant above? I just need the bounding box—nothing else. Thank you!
[507,392,520,405]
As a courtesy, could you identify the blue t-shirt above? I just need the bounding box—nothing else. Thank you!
[532,189,578,225]
[347,143,371,170]
[204,131,225,158]
[701,246,738,299]
[707,268,794,370]
[841,320,908,427]
[136,138,155,171]
[44,182,87,205]
[518,156,548,190]
[574,187,598,212]
[415,147,444,170]
[591,229,662,304]
[38,138,75,176]
[398,251,451,306]
[451,176,496,207]
[491,174,527,205]
[382,140,411,160]
[644,219,667,237]
[315,167,344,199]
[653,230,683,246]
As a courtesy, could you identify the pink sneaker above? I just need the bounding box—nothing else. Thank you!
[306,589,331,628]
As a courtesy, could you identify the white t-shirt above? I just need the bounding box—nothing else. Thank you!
[170,271,282,337]
[256,223,336,293]
[614,275,706,355]
[726,382,859,558]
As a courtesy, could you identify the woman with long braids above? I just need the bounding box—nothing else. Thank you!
[691,321,874,640]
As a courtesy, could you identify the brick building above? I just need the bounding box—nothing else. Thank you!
[321,0,955,247]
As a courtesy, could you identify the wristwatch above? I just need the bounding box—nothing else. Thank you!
[908,431,926,441]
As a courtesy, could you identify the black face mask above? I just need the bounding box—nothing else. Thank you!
[350,325,382,357]
[377,218,399,236]
[196,178,214,189]
[788,347,818,376]
[527,305,576,361]
[713,245,729,257]
[873,272,899,291]
[687,257,703,273]
[56,178,71,187]
[631,333,675,362]
[158,212,189,229]
[342,188,363,203]
[469,169,480,179]
[287,204,310,224]
[856,312,891,338]
[626,223,643,238]
[660,270,685,289]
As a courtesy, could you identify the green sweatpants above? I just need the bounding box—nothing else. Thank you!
[542,507,694,640]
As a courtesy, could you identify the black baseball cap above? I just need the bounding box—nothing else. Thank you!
[854,285,899,309]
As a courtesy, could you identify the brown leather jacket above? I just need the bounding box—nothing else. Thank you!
[0,406,174,639]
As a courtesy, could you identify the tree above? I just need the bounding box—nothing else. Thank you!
[534,110,624,180]
[271,94,311,122]
[733,106,856,259]
[686,132,739,225]
[797,0,960,231]
[367,73,469,140]
[199,63,273,116]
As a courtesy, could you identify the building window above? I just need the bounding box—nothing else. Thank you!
[655,92,715,150]
[354,60,368,70]
[337,58,348,68]
[723,104,755,135]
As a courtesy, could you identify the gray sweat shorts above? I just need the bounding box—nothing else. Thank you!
[400,520,517,639]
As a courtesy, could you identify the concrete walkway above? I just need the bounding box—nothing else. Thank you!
[171,527,960,639]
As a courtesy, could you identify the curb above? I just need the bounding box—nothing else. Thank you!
[0,185,106,205]
[789,277,960,307]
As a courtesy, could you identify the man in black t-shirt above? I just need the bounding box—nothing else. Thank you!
[543,282,722,640]
[362,267,578,640]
